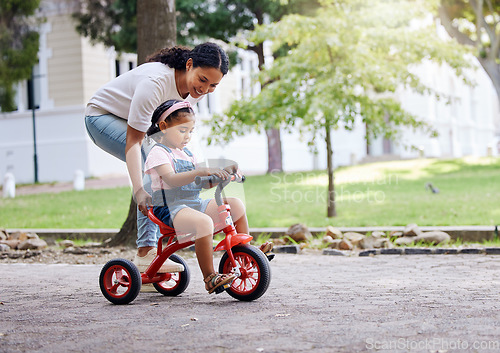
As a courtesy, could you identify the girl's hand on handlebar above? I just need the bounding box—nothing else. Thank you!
[224,164,243,180]
[223,163,238,174]
[200,167,231,180]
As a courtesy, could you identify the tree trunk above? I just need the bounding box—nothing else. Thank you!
[110,0,176,247]
[438,5,500,109]
[266,128,283,173]
[106,196,138,247]
[137,0,176,64]
[325,124,336,217]
[250,42,284,173]
[478,57,500,104]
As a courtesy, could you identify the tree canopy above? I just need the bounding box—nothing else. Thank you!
[0,0,40,112]
[73,0,318,52]
[439,0,500,102]
[73,0,136,53]
[211,0,472,145]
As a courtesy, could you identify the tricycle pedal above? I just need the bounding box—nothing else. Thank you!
[266,253,275,262]
[214,284,230,294]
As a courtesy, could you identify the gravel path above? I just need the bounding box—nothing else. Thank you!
[1,253,500,353]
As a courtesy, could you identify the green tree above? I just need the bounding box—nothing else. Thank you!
[0,0,40,112]
[73,0,136,53]
[209,0,472,217]
[438,0,500,102]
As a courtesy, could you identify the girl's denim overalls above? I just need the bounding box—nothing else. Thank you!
[151,144,209,227]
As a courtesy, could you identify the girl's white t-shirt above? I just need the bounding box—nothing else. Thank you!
[144,145,198,191]
[85,62,201,133]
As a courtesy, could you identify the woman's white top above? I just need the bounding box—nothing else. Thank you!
[85,62,201,133]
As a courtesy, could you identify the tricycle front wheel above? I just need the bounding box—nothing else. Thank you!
[219,245,271,301]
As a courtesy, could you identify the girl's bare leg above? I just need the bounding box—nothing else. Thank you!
[204,198,249,234]
[173,207,215,279]
[205,198,272,253]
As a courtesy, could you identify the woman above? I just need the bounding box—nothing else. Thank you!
[85,42,229,273]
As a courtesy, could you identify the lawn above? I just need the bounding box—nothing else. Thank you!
[1,157,499,229]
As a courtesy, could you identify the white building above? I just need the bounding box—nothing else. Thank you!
[1,0,499,185]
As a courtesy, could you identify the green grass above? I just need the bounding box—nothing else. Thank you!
[1,157,499,229]
[246,157,500,227]
[0,188,130,228]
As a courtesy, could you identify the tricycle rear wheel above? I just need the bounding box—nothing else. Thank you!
[99,259,141,305]
[153,254,190,296]
[219,245,271,301]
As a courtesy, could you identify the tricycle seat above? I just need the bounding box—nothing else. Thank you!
[148,208,176,236]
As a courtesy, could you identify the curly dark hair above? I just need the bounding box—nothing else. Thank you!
[146,42,229,75]
[146,99,195,140]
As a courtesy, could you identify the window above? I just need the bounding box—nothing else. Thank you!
[115,60,120,77]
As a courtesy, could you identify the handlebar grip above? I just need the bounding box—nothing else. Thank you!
[194,174,245,186]
[194,175,218,186]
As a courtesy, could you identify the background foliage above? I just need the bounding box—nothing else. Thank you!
[0,0,40,112]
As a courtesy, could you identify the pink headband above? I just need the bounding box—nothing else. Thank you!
[158,101,193,123]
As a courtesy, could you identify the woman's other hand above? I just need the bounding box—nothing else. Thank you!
[134,187,152,216]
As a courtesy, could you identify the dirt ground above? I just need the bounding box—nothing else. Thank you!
[1,251,500,353]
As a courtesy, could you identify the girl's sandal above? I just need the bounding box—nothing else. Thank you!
[204,272,236,294]
[260,241,275,262]
[259,241,273,254]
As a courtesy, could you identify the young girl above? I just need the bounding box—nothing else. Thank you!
[144,99,245,294]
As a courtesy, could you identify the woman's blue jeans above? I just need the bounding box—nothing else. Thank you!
[84,114,160,248]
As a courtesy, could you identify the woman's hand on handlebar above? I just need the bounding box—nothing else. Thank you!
[134,187,152,216]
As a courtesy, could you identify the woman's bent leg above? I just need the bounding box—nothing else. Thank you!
[136,173,160,248]
[85,115,127,161]
[85,115,160,250]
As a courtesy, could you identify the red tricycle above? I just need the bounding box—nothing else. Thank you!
[99,174,272,304]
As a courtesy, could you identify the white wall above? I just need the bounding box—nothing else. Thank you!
[391,59,499,159]
[0,106,85,184]
[0,106,129,184]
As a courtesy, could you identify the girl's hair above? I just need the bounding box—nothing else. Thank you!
[146,42,229,75]
[146,99,195,139]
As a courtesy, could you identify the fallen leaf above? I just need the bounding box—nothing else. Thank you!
[275,313,290,317]
[150,303,160,306]
[190,317,198,321]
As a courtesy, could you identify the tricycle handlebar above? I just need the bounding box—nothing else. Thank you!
[194,174,245,187]
[195,174,245,207]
